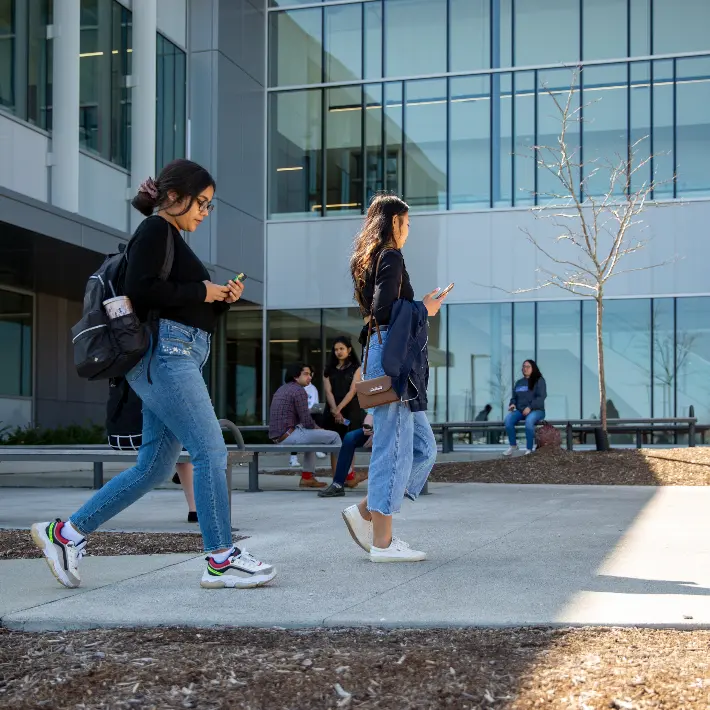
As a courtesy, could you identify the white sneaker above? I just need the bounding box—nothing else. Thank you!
[31,520,86,589]
[201,548,277,589]
[342,504,373,552]
[370,537,427,563]
[315,452,327,459]
[524,449,533,455]
[503,445,518,456]
[289,455,300,468]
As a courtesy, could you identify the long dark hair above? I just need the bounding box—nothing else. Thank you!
[325,336,360,378]
[131,159,216,217]
[524,359,543,390]
[350,193,409,311]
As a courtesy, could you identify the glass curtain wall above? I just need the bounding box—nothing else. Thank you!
[0,289,33,398]
[267,0,710,217]
[156,33,187,171]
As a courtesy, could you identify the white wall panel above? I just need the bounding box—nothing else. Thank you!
[0,115,49,202]
[79,154,129,233]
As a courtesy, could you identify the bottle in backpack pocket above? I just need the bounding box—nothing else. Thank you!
[103,296,134,319]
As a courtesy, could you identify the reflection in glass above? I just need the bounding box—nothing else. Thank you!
[404,78,446,211]
[268,89,322,217]
[629,0,650,56]
[226,310,264,425]
[629,61,651,194]
[450,0,489,72]
[514,0,579,66]
[364,83,384,204]
[653,0,710,54]
[513,71,535,205]
[676,297,710,424]
[450,75,490,208]
[325,3,361,84]
[493,73,512,207]
[384,0,446,78]
[268,8,322,88]
[675,57,710,197]
[27,0,53,129]
[384,82,403,194]
[427,306,448,422]
[582,64,628,197]
[513,301,535,373]
[267,310,323,413]
[652,298,675,418]
[363,1,382,80]
[112,2,131,168]
[0,289,33,397]
[156,34,187,170]
[583,0,627,60]
[0,0,14,111]
[325,86,363,215]
[537,301,581,419]
[652,59,674,197]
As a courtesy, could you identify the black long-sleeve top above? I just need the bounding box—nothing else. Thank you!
[124,215,229,334]
[358,248,415,325]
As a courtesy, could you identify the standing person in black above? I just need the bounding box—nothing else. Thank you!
[31,159,276,591]
[322,336,366,487]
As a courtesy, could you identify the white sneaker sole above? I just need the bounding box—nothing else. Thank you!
[369,552,427,563]
[200,569,277,589]
[30,523,79,589]
[342,507,372,552]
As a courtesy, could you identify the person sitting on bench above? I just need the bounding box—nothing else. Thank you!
[269,363,341,489]
[318,413,372,498]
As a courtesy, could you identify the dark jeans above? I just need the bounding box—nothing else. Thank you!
[333,428,368,486]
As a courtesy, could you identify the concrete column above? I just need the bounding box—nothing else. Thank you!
[51,0,80,213]
[130,0,157,230]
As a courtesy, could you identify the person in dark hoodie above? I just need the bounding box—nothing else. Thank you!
[340,193,448,563]
[504,359,547,456]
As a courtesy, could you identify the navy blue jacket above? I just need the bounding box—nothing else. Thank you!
[381,299,430,412]
[510,377,547,412]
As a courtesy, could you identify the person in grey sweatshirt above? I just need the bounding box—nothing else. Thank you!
[504,359,547,455]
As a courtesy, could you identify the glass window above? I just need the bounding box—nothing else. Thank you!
[536,68,580,202]
[492,73,512,207]
[629,61,651,194]
[0,289,33,398]
[513,70,535,205]
[111,2,131,168]
[404,78,446,211]
[582,64,628,197]
[450,75,490,209]
[448,303,513,423]
[325,3,361,83]
[384,0,446,78]
[267,310,323,412]
[325,85,363,215]
[675,57,710,198]
[513,301,535,378]
[364,1,382,80]
[226,310,264,426]
[428,305,447,422]
[651,59,674,198]
[583,0,627,60]
[269,8,322,88]
[583,299,651,419]
[676,297,710,424]
[450,0,490,72]
[514,0,579,67]
[383,81,403,194]
[268,89,322,218]
[653,0,710,54]
[629,0,650,56]
[27,0,52,130]
[0,0,15,112]
[652,298,675,418]
[364,83,384,204]
[156,33,187,171]
[537,301,581,419]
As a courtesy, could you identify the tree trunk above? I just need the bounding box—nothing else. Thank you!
[596,293,607,432]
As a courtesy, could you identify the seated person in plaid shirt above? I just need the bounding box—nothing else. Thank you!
[269,362,342,489]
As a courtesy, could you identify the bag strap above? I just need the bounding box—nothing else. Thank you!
[362,249,403,377]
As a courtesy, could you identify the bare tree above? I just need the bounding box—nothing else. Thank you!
[514,68,674,433]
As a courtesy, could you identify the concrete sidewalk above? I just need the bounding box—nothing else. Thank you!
[2,484,710,631]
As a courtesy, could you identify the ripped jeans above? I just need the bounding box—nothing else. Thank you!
[364,330,437,515]
[69,319,233,552]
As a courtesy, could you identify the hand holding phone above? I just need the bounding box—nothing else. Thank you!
[435,282,454,300]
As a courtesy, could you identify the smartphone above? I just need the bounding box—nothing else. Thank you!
[227,273,247,286]
[435,282,454,300]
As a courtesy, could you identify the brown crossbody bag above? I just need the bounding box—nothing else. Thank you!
[355,251,402,409]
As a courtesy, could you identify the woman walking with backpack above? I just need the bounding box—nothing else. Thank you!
[31,159,276,590]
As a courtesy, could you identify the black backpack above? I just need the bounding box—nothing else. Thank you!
[107,377,143,436]
[70,224,174,381]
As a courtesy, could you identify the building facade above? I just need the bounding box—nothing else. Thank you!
[1,0,709,434]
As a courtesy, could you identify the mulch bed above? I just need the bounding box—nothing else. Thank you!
[0,530,246,561]
[0,626,708,709]
[276,448,710,487]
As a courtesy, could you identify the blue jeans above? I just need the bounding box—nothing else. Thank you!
[70,319,232,552]
[333,428,368,486]
[364,331,437,515]
[505,409,546,450]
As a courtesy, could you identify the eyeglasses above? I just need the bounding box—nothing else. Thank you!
[197,199,214,215]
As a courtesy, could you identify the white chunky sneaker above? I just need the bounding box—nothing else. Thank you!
[201,548,277,589]
[503,445,518,456]
[342,504,373,552]
[315,451,327,459]
[289,455,300,468]
[524,449,533,455]
[31,519,86,589]
[370,537,426,563]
